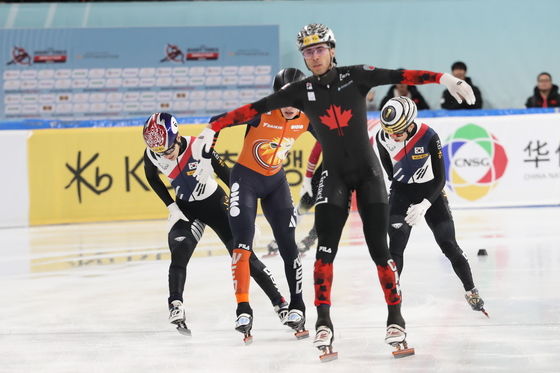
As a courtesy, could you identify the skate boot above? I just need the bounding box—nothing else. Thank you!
[465,287,489,317]
[263,240,278,257]
[235,313,253,345]
[297,234,317,254]
[283,309,309,339]
[385,324,414,358]
[169,300,191,336]
[314,325,337,362]
[273,299,289,325]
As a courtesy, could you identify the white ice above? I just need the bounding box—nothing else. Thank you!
[1,207,559,373]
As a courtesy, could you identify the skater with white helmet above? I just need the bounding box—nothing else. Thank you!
[376,96,488,317]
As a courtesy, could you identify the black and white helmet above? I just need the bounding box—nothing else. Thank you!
[380,96,418,134]
[296,23,336,51]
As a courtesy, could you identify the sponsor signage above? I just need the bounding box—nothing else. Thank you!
[1,26,278,120]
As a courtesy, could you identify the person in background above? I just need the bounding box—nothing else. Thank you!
[380,78,430,110]
[366,88,377,111]
[441,61,483,109]
[525,72,560,108]
[266,140,323,257]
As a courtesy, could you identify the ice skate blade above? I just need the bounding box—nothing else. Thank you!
[176,323,192,336]
[481,308,489,318]
[295,330,309,339]
[319,349,338,362]
[243,335,253,345]
[262,253,278,258]
[392,347,415,358]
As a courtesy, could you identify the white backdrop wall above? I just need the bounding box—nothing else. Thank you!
[0,0,559,110]
[0,114,558,228]
[0,131,30,227]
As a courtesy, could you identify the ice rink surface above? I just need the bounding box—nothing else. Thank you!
[1,207,559,373]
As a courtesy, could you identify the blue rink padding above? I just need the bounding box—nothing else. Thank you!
[0,108,557,130]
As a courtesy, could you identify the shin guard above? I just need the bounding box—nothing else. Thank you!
[314,259,333,307]
[232,248,251,304]
[377,259,402,305]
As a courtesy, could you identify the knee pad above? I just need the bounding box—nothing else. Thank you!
[168,219,202,252]
[388,215,411,237]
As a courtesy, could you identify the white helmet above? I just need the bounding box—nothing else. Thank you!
[296,23,336,51]
[380,96,418,134]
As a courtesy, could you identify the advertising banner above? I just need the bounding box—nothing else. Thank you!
[22,112,560,225]
[369,113,560,208]
[28,124,314,225]
[1,26,278,121]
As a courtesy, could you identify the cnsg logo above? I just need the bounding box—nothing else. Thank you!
[442,123,508,201]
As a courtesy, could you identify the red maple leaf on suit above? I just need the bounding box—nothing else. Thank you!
[319,105,353,134]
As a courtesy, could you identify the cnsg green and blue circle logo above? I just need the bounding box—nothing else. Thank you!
[442,123,508,201]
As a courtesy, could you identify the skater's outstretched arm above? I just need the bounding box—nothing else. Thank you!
[192,83,305,161]
[352,66,475,106]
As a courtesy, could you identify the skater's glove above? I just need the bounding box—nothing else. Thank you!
[300,176,313,197]
[405,199,431,226]
[192,127,216,160]
[193,156,213,184]
[440,73,476,106]
[167,202,189,230]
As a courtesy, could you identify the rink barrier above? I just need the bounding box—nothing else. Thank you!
[0,111,558,227]
[26,124,314,226]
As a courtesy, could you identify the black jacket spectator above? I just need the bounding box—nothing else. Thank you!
[525,84,560,108]
[380,85,430,110]
[441,77,483,109]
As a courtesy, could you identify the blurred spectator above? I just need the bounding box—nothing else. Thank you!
[366,88,377,111]
[441,61,483,109]
[380,83,430,110]
[525,72,560,108]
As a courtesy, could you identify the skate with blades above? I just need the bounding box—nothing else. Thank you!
[169,300,191,336]
[385,324,414,358]
[235,313,253,345]
[314,325,338,362]
[283,309,309,339]
[465,287,489,317]
[263,240,279,258]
